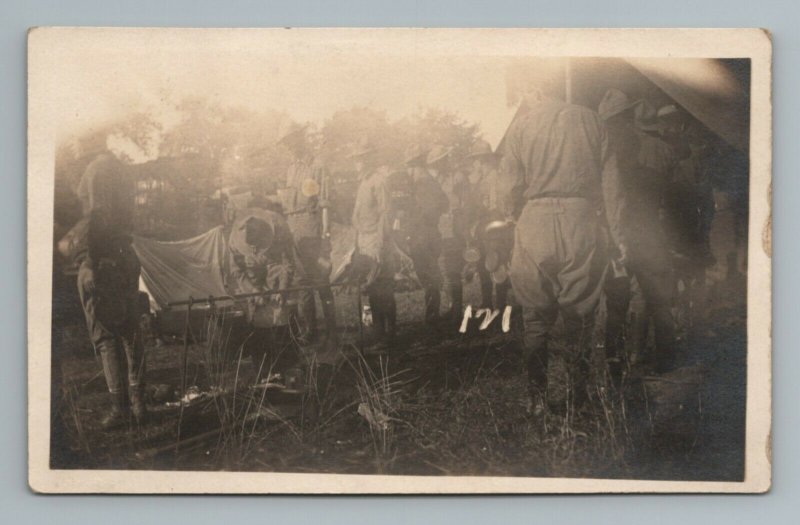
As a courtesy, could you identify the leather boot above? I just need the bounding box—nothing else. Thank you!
[479,271,494,310]
[130,385,147,424]
[320,293,338,344]
[100,391,127,430]
[369,293,386,345]
[449,283,463,322]
[526,384,546,419]
[526,352,549,419]
[385,293,397,341]
[424,284,441,325]
[298,292,318,345]
[607,357,624,390]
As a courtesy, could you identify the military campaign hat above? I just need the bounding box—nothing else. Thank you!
[404,143,429,166]
[657,104,680,120]
[465,139,494,161]
[276,121,308,145]
[241,215,275,250]
[426,144,452,166]
[349,136,377,158]
[634,100,661,131]
[598,88,639,121]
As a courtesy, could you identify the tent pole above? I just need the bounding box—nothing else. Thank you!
[565,58,573,103]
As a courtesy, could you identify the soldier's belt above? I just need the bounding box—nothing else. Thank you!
[285,206,315,216]
[528,192,591,201]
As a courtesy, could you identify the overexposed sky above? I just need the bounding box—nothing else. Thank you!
[46,29,518,149]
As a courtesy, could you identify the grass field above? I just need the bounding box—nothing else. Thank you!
[50,275,746,481]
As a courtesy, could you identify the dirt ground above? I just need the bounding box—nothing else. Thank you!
[49,273,746,481]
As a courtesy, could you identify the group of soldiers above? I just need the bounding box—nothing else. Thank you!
[72,70,717,428]
[347,135,514,346]
[502,81,714,416]
[231,123,514,350]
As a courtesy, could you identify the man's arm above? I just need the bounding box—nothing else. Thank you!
[230,250,259,294]
[497,123,527,220]
[376,174,392,238]
[598,119,627,259]
[76,165,92,216]
[228,228,263,294]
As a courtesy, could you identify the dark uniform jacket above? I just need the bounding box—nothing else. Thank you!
[628,129,680,266]
[436,169,469,241]
[77,153,136,236]
[465,166,501,232]
[409,167,448,238]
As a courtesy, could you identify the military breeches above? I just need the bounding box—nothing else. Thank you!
[353,250,397,340]
[78,258,145,395]
[604,275,631,361]
[439,237,465,315]
[367,275,397,339]
[476,263,511,310]
[295,237,336,336]
[510,198,607,364]
[629,258,676,368]
[409,231,443,322]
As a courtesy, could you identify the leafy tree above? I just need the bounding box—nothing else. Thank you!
[319,106,401,173]
[318,106,481,175]
[398,108,481,169]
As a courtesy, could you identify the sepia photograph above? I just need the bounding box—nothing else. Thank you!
[27,28,771,493]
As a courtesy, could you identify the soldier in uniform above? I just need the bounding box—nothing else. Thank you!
[464,138,511,311]
[350,138,398,346]
[229,207,298,312]
[658,106,715,331]
[628,101,681,374]
[277,123,337,346]
[596,89,641,386]
[498,67,626,416]
[229,207,301,370]
[75,153,146,429]
[404,144,448,324]
[428,145,469,323]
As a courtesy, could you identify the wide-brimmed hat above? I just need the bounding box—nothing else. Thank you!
[465,139,494,161]
[349,136,377,159]
[276,121,308,145]
[598,88,638,121]
[241,215,274,249]
[635,101,661,131]
[403,143,429,166]
[426,144,452,166]
[657,104,682,120]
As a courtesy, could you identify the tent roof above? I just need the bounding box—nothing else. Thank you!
[498,58,750,154]
[625,58,749,152]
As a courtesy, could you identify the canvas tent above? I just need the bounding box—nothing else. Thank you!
[498,57,751,282]
[501,57,750,154]
[620,58,748,153]
[132,226,230,310]
[132,221,362,311]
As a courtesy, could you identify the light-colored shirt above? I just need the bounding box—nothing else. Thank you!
[352,167,390,236]
[282,157,330,240]
[499,97,625,246]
